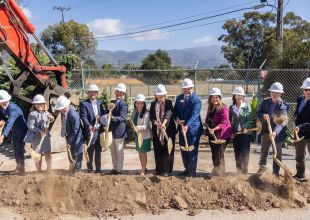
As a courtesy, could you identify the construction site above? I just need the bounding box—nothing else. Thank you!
[1,0,310,219]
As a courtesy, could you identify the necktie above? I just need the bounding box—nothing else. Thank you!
[61,113,67,137]
[183,97,188,107]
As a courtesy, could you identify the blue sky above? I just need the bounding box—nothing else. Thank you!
[21,0,310,51]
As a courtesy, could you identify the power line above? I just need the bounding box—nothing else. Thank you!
[90,17,244,42]
[79,5,262,41]
[121,0,259,32]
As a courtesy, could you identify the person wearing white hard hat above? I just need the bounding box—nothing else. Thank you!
[293,78,310,180]
[104,83,128,175]
[130,94,151,175]
[173,78,203,177]
[80,84,104,173]
[0,90,27,175]
[229,87,253,174]
[56,96,83,172]
[257,82,289,176]
[150,84,177,176]
[205,88,232,176]
[24,95,54,172]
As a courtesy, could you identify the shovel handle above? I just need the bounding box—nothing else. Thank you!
[181,124,189,148]
[266,118,277,156]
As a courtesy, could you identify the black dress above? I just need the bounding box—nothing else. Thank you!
[149,99,177,174]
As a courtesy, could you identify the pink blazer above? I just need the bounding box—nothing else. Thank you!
[205,105,232,140]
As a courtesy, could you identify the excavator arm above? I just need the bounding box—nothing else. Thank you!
[0,0,71,109]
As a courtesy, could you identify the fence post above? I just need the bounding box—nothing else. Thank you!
[80,60,85,90]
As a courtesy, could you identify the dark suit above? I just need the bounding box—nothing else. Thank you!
[80,99,104,172]
[173,93,203,177]
[294,96,310,177]
[150,99,177,174]
[104,99,128,172]
[105,99,128,138]
[65,107,83,170]
[0,102,27,171]
[257,97,289,174]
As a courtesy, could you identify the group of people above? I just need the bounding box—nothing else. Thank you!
[0,77,309,179]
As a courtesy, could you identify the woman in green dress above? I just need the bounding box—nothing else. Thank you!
[131,94,152,175]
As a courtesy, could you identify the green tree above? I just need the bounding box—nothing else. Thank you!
[219,12,277,68]
[40,20,97,58]
[141,49,171,70]
[219,11,310,69]
[140,49,181,84]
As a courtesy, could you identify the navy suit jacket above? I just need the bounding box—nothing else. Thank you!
[173,93,203,137]
[294,96,310,139]
[80,99,104,142]
[0,102,27,139]
[105,99,128,139]
[66,107,83,154]
[257,97,289,142]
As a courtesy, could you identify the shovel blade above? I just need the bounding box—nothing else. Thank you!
[167,138,173,155]
[180,145,194,152]
[137,133,143,148]
[101,132,113,151]
[83,144,89,163]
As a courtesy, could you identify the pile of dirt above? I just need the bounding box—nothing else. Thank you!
[0,171,309,219]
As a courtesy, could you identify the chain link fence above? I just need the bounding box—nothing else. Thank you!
[69,68,310,154]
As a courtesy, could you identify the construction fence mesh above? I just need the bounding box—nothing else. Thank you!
[69,68,310,154]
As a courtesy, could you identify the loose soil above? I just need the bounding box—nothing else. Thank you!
[0,171,309,220]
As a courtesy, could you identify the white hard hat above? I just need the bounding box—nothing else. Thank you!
[55,96,70,111]
[135,94,145,102]
[87,84,99,92]
[181,78,194,89]
[232,87,245,96]
[268,82,284,93]
[32,94,46,104]
[154,84,167,95]
[300,78,310,89]
[209,87,222,96]
[0,90,11,103]
[114,83,126,93]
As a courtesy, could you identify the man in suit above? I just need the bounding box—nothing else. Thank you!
[104,83,128,175]
[257,82,289,176]
[0,90,27,175]
[80,84,104,173]
[173,78,203,177]
[293,78,310,180]
[56,96,83,171]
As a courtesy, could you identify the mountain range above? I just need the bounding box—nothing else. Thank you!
[92,45,227,69]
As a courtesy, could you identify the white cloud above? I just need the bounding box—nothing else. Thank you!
[22,7,32,19]
[194,36,214,45]
[133,30,172,41]
[87,18,123,37]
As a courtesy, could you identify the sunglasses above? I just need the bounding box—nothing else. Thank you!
[304,89,310,92]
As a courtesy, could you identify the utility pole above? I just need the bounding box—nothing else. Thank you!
[53,6,71,23]
[276,0,283,54]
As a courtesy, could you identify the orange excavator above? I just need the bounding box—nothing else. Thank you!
[0,0,73,110]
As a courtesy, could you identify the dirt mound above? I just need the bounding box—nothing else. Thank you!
[0,171,309,219]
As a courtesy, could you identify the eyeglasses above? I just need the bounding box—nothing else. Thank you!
[304,89,310,92]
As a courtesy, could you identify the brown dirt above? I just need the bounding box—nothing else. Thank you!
[0,171,309,219]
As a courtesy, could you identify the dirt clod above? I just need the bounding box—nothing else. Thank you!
[172,195,188,210]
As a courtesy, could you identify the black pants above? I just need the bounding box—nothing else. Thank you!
[233,134,250,174]
[87,138,102,171]
[209,137,229,175]
[153,134,175,174]
[295,139,310,177]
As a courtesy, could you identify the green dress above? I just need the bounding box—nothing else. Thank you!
[133,112,151,153]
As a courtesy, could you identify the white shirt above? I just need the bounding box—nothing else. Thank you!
[91,100,98,117]
[232,102,246,131]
